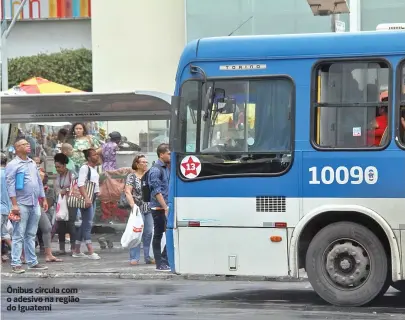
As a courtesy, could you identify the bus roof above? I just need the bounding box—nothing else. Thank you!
[176,31,405,79]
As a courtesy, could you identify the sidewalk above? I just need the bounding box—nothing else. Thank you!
[1,248,177,280]
[1,244,308,281]
[1,240,308,281]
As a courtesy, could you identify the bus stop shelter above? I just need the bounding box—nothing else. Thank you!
[0,91,173,237]
[1,90,172,123]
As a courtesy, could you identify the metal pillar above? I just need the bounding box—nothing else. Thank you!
[331,13,340,32]
[331,14,337,32]
[1,0,29,91]
[349,0,361,32]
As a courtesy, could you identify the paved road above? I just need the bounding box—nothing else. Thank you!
[1,278,404,320]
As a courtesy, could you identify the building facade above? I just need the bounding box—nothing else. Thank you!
[1,0,91,58]
[91,0,185,147]
[185,0,405,41]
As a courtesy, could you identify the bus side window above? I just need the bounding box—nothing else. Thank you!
[399,63,405,144]
[312,61,390,149]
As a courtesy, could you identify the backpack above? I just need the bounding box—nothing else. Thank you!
[141,164,165,202]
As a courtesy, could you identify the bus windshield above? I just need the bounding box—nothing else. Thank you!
[178,78,293,156]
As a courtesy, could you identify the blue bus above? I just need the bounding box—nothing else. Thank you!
[166,30,405,307]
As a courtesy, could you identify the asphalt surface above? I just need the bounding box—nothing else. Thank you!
[1,278,404,320]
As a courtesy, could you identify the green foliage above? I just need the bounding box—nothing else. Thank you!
[8,48,92,92]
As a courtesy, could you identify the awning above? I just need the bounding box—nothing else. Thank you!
[0,91,172,123]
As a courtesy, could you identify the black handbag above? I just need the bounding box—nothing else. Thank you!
[118,189,131,209]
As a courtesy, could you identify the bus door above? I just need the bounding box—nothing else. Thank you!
[171,65,299,277]
[398,60,405,279]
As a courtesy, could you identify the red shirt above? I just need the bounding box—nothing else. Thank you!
[367,114,388,146]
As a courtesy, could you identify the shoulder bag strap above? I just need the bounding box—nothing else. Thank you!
[152,164,165,181]
[87,165,91,182]
[158,164,166,181]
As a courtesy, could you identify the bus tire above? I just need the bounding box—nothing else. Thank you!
[305,221,388,307]
[391,281,405,293]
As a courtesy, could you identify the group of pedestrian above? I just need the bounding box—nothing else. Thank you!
[1,121,108,273]
[1,131,172,273]
[1,134,104,274]
[54,148,101,260]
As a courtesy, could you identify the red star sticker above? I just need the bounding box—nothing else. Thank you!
[182,157,200,176]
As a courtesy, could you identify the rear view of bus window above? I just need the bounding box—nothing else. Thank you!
[313,61,390,149]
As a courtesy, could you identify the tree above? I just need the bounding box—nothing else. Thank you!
[8,48,92,91]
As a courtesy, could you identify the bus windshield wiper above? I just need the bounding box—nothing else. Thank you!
[202,86,212,122]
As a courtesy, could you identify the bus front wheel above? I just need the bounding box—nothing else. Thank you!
[305,221,388,307]
[392,281,405,293]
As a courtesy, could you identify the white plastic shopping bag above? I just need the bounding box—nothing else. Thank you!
[149,232,166,259]
[6,220,13,234]
[55,194,69,221]
[121,206,144,248]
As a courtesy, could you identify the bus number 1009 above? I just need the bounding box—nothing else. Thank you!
[309,166,378,185]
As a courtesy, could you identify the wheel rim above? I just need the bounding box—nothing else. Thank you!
[323,238,371,290]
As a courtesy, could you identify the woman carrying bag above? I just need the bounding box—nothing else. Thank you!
[124,154,154,265]
[71,148,100,260]
[54,153,77,255]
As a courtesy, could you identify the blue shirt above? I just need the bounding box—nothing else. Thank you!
[148,159,170,209]
[1,168,12,215]
[5,156,45,207]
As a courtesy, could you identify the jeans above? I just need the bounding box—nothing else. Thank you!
[75,201,95,245]
[151,209,168,268]
[129,211,153,263]
[1,214,10,240]
[11,204,41,267]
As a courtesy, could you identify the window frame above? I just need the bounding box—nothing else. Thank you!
[176,74,296,181]
[177,79,203,154]
[310,57,393,152]
[395,58,405,150]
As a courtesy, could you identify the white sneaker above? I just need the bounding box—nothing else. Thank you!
[72,252,86,258]
[87,253,100,260]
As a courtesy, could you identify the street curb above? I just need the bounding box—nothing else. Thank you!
[1,272,180,280]
[1,272,308,282]
[182,274,308,282]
